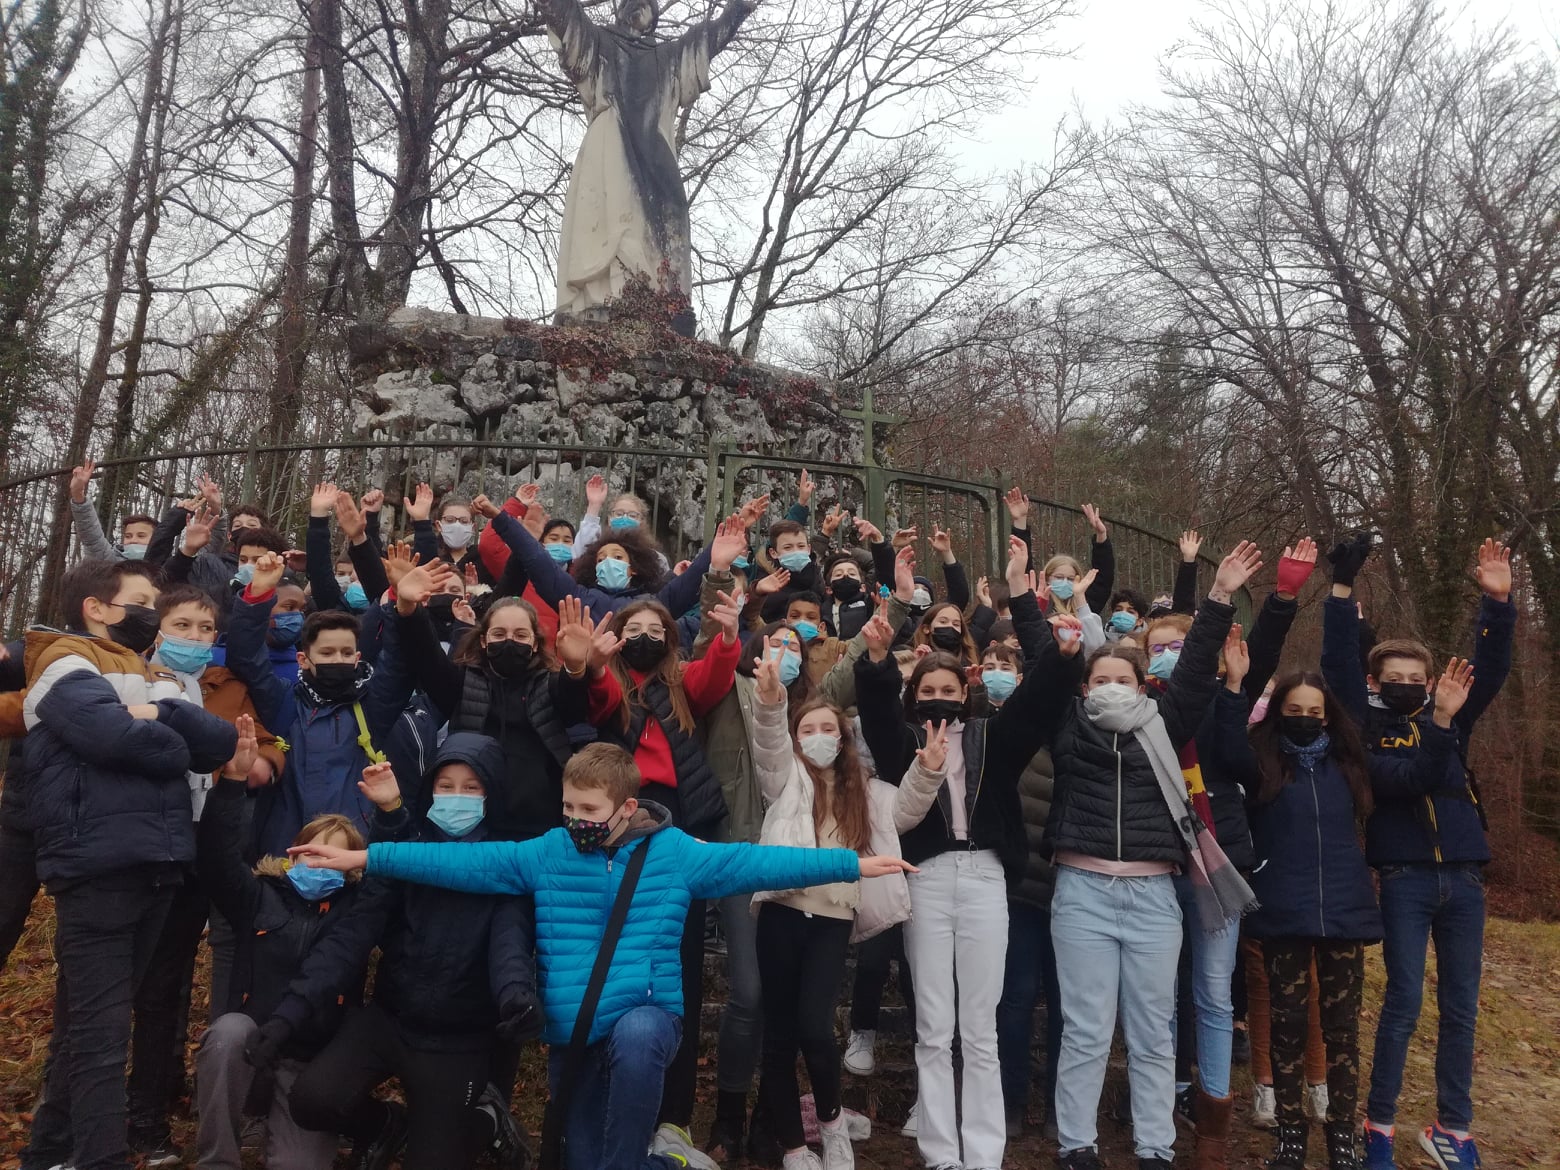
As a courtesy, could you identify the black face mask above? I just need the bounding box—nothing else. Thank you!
[830,577,862,604]
[1378,682,1428,716]
[1280,714,1326,746]
[108,603,160,654]
[930,627,964,653]
[305,662,361,703]
[620,633,667,673]
[486,640,534,678]
[914,698,965,727]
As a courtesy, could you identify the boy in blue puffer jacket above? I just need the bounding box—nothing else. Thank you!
[290,741,915,1170]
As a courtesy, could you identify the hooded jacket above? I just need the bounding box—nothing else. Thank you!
[363,800,860,1046]
[21,628,238,887]
[269,732,539,1050]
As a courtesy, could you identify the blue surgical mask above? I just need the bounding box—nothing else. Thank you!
[233,563,256,587]
[546,542,575,565]
[981,668,1017,702]
[270,610,305,647]
[733,556,750,571]
[1148,649,1180,680]
[1049,577,1075,600]
[1109,611,1138,633]
[157,634,214,676]
[287,863,345,902]
[344,583,369,610]
[596,557,631,591]
[428,793,485,837]
[608,516,640,531]
[778,551,811,573]
[793,620,819,643]
[772,647,803,686]
[122,543,148,561]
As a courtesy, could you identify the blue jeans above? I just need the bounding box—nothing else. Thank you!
[1173,874,1240,1098]
[1051,866,1182,1163]
[1366,863,1485,1130]
[997,900,1062,1120]
[549,1006,685,1170]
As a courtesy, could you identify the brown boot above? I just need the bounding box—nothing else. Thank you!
[1193,1087,1235,1170]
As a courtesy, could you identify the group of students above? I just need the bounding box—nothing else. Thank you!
[0,460,1515,1170]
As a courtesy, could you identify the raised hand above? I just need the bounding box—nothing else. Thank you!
[221,714,259,781]
[396,560,454,611]
[853,516,884,545]
[1051,613,1084,656]
[587,619,623,674]
[282,548,309,574]
[1078,567,1100,596]
[471,494,501,520]
[1475,538,1512,602]
[930,522,954,563]
[797,469,815,507]
[1004,535,1028,591]
[1223,624,1249,691]
[522,497,550,538]
[556,596,607,674]
[737,492,772,531]
[892,525,918,551]
[311,480,340,518]
[404,482,434,523]
[894,544,916,601]
[381,540,421,589]
[1004,485,1030,528]
[584,474,608,513]
[753,652,785,704]
[196,472,224,512]
[452,598,476,626]
[1275,537,1319,599]
[710,589,742,642]
[1179,529,1202,563]
[514,483,540,510]
[862,613,895,662]
[916,719,950,772]
[463,561,479,587]
[183,502,220,555]
[710,516,748,572]
[252,551,286,596]
[1212,541,1263,602]
[357,762,403,811]
[975,575,992,608]
[287,841,368,873]
[672,560,692,577]
[754,567,790,596]
[1432,657,1475,727]
[334,490,366,543]
[1326,531,1374,588]
[821,505,846,539]
[858,855,919,878]
[69,459,95,504]
[360,487,385,514]
[1081,502,1108,543]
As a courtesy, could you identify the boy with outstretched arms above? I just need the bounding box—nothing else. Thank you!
[291,742,914,1170]
[1321,535,1515,1170]
[19,559,239,1170]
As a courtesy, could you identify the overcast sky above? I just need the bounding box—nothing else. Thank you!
[964,0,1560,168]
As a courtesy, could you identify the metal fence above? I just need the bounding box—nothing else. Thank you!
[0,437,1247,635]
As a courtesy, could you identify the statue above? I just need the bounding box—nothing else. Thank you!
[539,0,756,335]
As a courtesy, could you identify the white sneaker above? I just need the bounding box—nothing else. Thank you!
[842,1107,871,1141]
[783,1149,823,1170]
[843,1029,876,1076]
[1251,1083,1277,1128]
[820,1119,855,1170]
[900,1099,920,1139]
[1308,1082,1331,1122]
[653,1123,720,1170]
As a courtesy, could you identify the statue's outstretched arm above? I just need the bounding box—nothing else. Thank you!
[705,0,756,56]
[537,0,601,85]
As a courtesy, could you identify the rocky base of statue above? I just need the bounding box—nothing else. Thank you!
[347,299,860,545]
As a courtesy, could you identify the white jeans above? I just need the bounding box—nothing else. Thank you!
[903,848,1009,1169]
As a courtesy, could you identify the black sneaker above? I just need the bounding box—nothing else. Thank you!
[1139,1160,1175,1170]
[1268,1123,1309,1170]
[1174,1084,1196,1130]
[348,1102,409,1170]
[477,1082,532,1170]
[1058,1149,1103,1170]
[129,1128,182,1167]
[747,1100,783,1168]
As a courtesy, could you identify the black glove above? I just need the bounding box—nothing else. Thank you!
[495,992,544,1045]
[243,1017,293,1072]
[1326,531,1374,587]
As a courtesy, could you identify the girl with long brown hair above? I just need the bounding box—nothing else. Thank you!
[748,654,945,1170]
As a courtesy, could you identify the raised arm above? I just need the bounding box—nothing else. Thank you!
[1081,503,1114,611]
[749,662,797,804]
[1460,540,1516,733]
[1159,542,1259,746]
[853,613,917,786]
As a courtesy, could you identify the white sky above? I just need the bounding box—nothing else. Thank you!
[966,0,1560,167]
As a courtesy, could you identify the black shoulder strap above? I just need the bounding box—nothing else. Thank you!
[538,837,652,1170]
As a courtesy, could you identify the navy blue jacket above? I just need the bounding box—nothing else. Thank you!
[269,732,538,1050]
[225,590,415,856]
[1321,594,1514,866]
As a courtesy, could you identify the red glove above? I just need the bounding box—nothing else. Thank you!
[1275,552,1316,598]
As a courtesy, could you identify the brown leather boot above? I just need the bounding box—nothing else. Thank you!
[1193,1087,1235,1170]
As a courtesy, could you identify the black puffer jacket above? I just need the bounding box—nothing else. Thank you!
[1044,599,1234,865]
[198,780,363,1058]
[270,732,538,1051]
[1012,746,1056,909]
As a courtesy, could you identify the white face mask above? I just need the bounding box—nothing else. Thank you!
[1085,682,1139,708]
[910,587,933,608]
[440,520,474,550]
[798,732,842,768]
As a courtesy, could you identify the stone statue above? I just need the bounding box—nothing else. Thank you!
[539,0,755,333]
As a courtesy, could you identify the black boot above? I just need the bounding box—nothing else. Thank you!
[1267,1123,1309,1170]
[706,1089,746,1164]
[1325,1121,1362,1170]
[747,1095,782,1167]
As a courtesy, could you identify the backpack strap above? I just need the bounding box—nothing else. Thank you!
[351,702,387,765]
[539,837,652,1170]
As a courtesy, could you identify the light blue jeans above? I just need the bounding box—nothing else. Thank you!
[1174,874,1241,1098]
[1051,865,1182,1163]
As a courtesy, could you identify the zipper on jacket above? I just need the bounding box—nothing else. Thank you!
[968,725,987,852]
[1309,763,1325,936]
[1424,797,1443,863]
[1114,732,1123,861]
[70,764,83,839]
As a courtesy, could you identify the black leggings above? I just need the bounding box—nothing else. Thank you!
[756,903,853,1150]
[849,921,914,1033]
[289,1003,493,1170]
[657,898,706,1127]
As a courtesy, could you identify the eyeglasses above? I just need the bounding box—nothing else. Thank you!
[1148,640,1185,655]
[609,508,643,520]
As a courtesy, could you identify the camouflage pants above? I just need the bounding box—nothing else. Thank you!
[1261,939,1365,1127]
